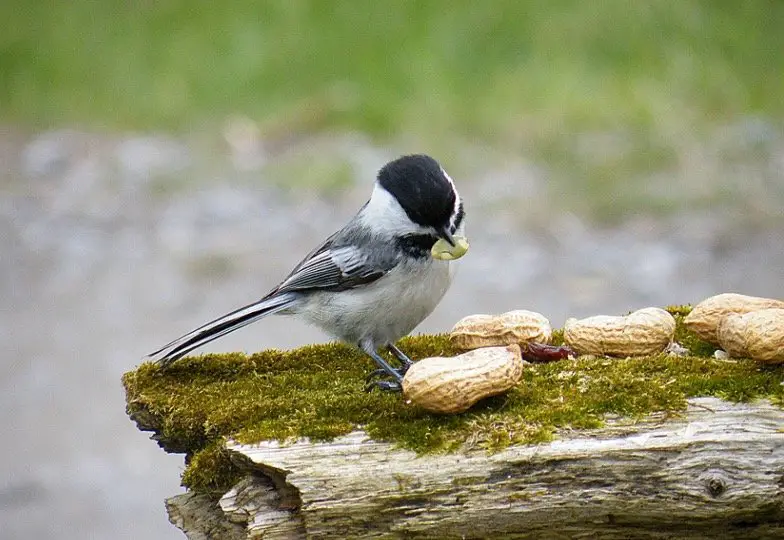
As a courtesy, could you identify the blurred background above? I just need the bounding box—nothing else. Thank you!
[2,1,783,538]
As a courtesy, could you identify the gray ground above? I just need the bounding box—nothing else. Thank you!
[2,129,782,539]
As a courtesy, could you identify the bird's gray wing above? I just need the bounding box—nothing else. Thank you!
[270,237,390,295]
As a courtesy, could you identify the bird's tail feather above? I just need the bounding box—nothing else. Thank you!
[147,293,297,366]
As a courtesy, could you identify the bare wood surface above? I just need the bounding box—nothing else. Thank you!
[165,492,245,540]
[167,397,784,539]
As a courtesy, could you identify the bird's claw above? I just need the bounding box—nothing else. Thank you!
[361,344,411,393]
[364,379,403,393]
[365,366,409,384]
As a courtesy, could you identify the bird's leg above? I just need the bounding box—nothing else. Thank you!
[386,344,413,373]
[360,341,403,392]
[364,343,415,386]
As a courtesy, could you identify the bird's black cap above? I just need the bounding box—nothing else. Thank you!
[377,154,458,231]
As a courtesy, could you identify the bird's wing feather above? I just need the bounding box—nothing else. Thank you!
[147,233,389,364]
[271,236,389,295]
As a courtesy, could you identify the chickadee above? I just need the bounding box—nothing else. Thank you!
[148,154,467,391]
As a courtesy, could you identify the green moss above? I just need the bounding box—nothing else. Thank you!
[124,319,784,495]
[180,441,246,495]
[667,304,718,357]
[550,328,565,346]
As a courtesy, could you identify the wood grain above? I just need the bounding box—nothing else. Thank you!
[167,397,784,539]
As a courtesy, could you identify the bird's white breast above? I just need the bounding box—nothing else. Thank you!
[300,257,453,347]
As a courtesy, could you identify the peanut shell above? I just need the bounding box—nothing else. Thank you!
[683,293,784,344]
[402,344,523,414]
[564,307,675,357]
[450,310,551,349]
[717,308,784,364]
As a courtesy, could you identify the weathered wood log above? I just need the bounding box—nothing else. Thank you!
[165,397,784,539]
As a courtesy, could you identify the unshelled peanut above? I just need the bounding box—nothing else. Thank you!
[402,344,523,414]
[450,310,551,349]
[717,308,784,364]
[564,307,676,357]
[684,293,784,344]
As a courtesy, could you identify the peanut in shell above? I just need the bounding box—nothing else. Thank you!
[717,308,784,364]
[683,293,784,344]
[564,307,676,357]
[402,344,523,414]
[450,310,551,350]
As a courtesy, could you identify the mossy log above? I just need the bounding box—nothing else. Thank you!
[164,397,784,539]
[125,311,784,539]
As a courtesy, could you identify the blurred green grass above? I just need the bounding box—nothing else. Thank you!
[2,1,783,217]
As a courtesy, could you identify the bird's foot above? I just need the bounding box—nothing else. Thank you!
[365,363,409,383]
[359,343,409,392]
[364,378,403,393]
[364,366,406,392]
[386,344,414,372]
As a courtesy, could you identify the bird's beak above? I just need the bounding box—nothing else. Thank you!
[438,227,456,247]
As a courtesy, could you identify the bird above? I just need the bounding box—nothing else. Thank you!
[147,154,467,391]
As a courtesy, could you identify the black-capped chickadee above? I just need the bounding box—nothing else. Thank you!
[148,154,467,391]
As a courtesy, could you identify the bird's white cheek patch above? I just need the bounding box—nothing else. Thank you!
[431,236,470,261]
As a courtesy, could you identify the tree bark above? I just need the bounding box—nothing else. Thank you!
[166,397,784,539]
